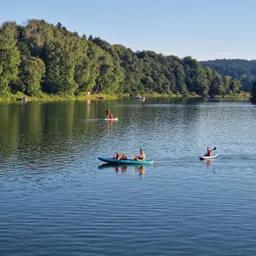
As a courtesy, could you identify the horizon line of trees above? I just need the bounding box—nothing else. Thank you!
[0,19,241,98]
[201,59,256,92]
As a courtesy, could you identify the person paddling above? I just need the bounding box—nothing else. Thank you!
[106,109,114,119]
[204,147,215,157]
[134,149,146,161]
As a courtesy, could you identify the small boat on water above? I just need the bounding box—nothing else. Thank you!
[98,157,154,165]
[104,117,118,121]
[133,95,145,101]
[199,154,219,160]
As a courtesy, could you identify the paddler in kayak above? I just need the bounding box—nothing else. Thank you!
[134,149,146,161]
[204,147,214,157]
[106,109,114,119]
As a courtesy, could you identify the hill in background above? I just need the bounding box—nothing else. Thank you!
[0,19,241,98]
[201,59,256,92]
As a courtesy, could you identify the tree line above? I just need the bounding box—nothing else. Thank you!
[0,20,241,97]
[201,59,256,92]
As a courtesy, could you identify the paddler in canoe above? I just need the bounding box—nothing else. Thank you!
[133,149,146,161]
[114,152,128,160]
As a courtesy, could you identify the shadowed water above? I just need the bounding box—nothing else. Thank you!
[0,99,256,256]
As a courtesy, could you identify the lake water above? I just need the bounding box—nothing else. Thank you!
[1,99,256,256]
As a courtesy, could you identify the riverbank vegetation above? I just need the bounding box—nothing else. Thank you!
[0,20,242,101]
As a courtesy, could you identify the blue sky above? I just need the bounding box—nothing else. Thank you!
[1,0,255,60]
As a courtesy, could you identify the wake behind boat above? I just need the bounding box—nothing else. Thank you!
[98,157,154,165]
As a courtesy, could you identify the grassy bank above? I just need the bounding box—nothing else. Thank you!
[214,92,250,100]
[137,91,251,100]
[140,92,200,98]
[0,92,119,103]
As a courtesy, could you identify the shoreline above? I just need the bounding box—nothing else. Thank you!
[0,92,250,103]
[0,93,119,103]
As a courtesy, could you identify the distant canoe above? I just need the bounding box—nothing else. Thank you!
[133,95,145,101]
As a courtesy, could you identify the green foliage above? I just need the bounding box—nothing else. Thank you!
[22,57,45,96]
[196,69,210,97]
[74,41,94,93]
[44,37,81,94]
[0,22,20,95]
[201,59,256,91]
[0,19,241,98]
[209,72,224,96]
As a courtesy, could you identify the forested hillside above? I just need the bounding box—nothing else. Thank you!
[0,20,241,98]
[201,59,256,91]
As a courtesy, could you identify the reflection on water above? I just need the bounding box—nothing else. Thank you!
[200,159,217,174]
[205,159,213,168]
[137,165,145,176]
[98,164,146,177]
[1,99,256,256]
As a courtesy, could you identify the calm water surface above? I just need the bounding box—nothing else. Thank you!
[1,99,256,256]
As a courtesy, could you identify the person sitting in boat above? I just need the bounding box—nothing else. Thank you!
[134,149,146,161]
[205,147,213,157]
[114,152,121,160]
[114,152,127,160]
[106,109,114,119]
[120,153,127,160]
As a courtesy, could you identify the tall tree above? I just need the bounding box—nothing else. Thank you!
[0,22,20,95]
[209,72,224,96]
[22,57,45,96]
[44,37,82,94]
[196,69,210,97]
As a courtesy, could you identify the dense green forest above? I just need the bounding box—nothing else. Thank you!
[201,59,256,92]
[0,20,241,98]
